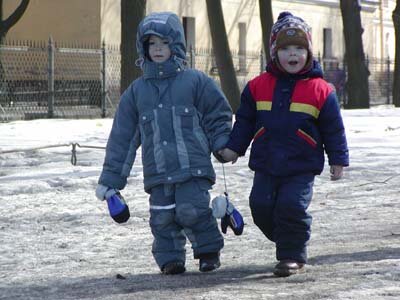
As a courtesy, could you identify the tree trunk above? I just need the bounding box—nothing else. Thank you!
[120,0,146,94]
[0,0,29,42]
[340,0,370,109]
[0,0,30,93]
[258,0,273,63]
[205,0,240,112]
[393,0,400,107]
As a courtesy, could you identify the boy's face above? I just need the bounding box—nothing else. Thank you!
[277,45,308,74]
[148,35,171,63]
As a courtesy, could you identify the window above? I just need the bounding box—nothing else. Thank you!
[182,17,195,51]
[323,28,333,58]
[238,22,247,72]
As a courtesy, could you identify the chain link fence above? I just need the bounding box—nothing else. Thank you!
[321,55,394,107]
[0,39,394,122]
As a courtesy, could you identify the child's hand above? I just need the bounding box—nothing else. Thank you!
[218,148,239,163]
[330,165,343,181]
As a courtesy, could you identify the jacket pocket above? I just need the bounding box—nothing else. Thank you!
[296,128,317,148]
[139,111,155,136]
[175,105,196,129]
[253,126,266,141]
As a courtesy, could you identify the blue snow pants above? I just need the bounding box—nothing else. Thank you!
[149,178,224,270]
[249,172,314,263]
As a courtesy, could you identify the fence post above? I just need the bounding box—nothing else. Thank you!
[189,45,195,69]
[47,36,54,118]
[101,41,106,118]
[386,56,391,105]
[342,57,348,106]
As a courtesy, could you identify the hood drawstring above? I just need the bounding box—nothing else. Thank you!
[172,55,187,70]
[135,57,145,69]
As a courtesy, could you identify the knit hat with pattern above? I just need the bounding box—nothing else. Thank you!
[269,12,313,71]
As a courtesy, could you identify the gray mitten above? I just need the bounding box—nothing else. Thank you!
[96,184,118,201]
[211,193,244,235]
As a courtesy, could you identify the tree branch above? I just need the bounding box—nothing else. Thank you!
[1,0,30,37]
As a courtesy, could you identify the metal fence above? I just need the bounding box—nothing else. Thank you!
[0,39,394,121]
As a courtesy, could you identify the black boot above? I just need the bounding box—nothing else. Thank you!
[273,260,305,277]
[199,252,221,272]
[161,261,186,275]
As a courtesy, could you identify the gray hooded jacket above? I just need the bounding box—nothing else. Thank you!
[99,12,232,192]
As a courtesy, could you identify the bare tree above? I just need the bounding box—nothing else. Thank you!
[205,0,240,112]
[258,0,273,62]
[0,0,29,44]
[393,0,400,107]
[340,0,370,108]
[120,0,146,94]
[0,0,29,91]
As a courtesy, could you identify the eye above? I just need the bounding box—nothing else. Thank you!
[149,41,155,46]
[162,40,169,45]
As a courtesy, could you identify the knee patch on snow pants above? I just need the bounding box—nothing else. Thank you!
[150,209,175,229]
[175,178,212,228]
[175,202,199,227]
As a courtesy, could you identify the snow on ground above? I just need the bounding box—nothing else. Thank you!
[0,106,399,300]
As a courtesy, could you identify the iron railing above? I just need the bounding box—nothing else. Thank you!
[0,39,394,121]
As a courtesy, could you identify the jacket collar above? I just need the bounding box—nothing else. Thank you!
[142,56,185,80]
[266,59,323,80]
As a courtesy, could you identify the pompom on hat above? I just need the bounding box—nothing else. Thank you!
[269,12,313,71]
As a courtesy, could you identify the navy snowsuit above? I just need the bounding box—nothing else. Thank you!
[226,61,349,263]
[98,12,232,269]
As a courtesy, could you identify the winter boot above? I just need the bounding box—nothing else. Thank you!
[199,252,221,272]
[273,260,305,277]
[161,261,186,275]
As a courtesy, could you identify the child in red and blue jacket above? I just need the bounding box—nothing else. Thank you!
[219,11,349,277]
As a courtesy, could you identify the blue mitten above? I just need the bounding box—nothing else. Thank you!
[221,207,244,235]
[212,193,244,235]
[96,184,130,223]
[106,192,130,224]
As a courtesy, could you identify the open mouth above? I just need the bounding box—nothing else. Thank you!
[288,61,298,66]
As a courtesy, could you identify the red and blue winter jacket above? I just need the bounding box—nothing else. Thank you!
[226,60,349,176]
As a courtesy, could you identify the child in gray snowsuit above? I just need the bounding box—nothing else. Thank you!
[96,12,232,275]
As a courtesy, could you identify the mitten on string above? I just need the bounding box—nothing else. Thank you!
[96,184,130,223]
[106,192,130,224]
[212,193,244,235]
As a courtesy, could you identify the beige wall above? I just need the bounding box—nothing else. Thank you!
[101,0,120,46]
[101,0,394,60]
[3,0,395,59]
[4,0,101,45]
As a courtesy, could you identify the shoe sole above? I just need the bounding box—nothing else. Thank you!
[199,262,221,272]
[273,266,304,277]
[162,264,186,275]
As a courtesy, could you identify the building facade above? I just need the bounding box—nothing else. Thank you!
[3,0,396,60]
